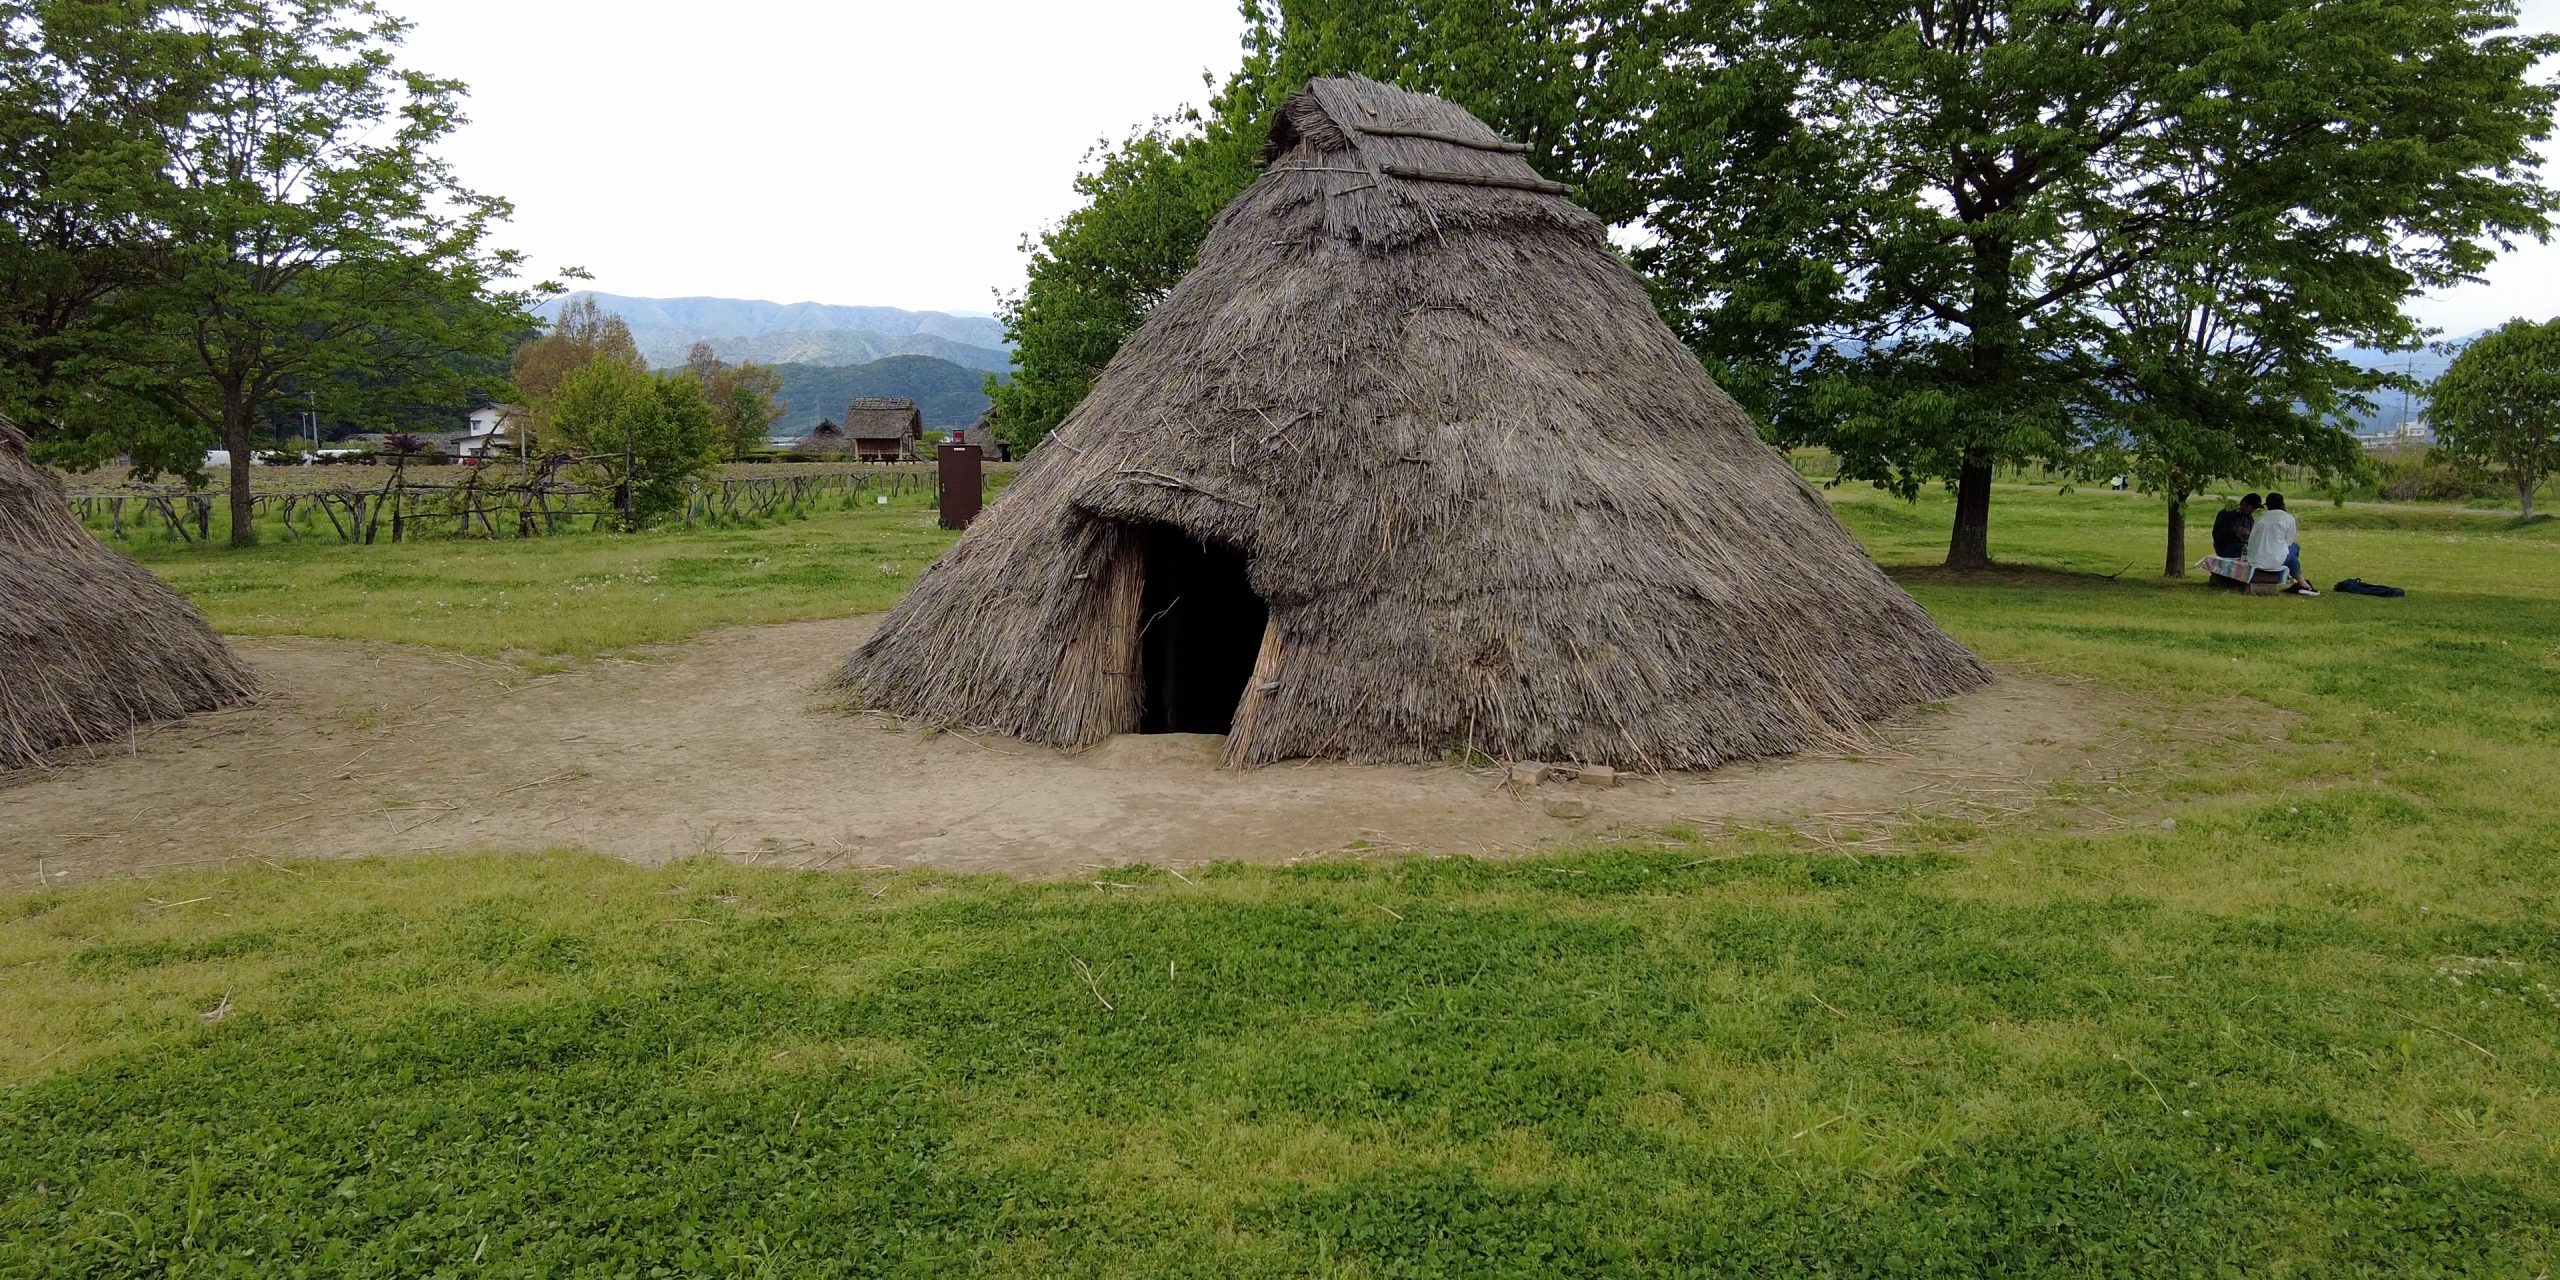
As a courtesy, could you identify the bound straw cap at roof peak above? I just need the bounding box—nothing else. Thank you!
[1250,75,1588,250]
[1265,76,1557,184]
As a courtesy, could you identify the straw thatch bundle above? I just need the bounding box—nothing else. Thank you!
[838,77,1987,770]
[1,417,255,768]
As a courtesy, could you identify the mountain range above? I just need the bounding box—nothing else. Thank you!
[536,292,2468,436]
[772,356,1003,431]
[534,292,1013,374]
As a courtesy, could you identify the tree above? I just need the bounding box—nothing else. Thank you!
[1636,0,2559,568]
[668,341,784,459]
[707,362,783,460]
[0,0,538,546]
[2430,318,2560,520]
[986,0,1662,452]
[2095,251,2374,574]
[680,340,724,386]
[1,1,232,477]
[546,360,720,528]
[985,112,1263,453]
[511,294,642,447]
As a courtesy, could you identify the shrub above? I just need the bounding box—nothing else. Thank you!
[2361,448,2512,503]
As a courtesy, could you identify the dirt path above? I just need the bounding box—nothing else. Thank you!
[2,617,2126,887]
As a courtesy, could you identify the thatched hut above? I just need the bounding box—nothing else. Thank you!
[797,398,922,461]
[1,417,256,768]
[957,413,1011,462]
[837,77,1987,770]
[794,417,847,454]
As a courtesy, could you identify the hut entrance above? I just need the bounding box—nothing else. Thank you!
[1133,524,1267,735]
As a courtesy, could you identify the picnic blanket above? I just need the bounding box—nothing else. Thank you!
[2195,554,2261,583]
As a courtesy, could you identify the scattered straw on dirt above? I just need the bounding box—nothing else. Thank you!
[2,616,2125,888]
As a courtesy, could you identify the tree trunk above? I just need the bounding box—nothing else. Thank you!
[2522,472,2537,522]
[1949,224,2017,574]
[224,408,256,548]
[2164,492,2187,576]
[1946,452,1994,569]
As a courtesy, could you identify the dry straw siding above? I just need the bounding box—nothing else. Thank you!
[0,418,255,768]
[839,76,1987,769]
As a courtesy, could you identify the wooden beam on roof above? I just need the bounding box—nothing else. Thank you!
[1376,163,1569,195]
[1348,123,1532,154]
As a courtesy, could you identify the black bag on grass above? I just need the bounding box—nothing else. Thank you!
[2333,578,2406,597]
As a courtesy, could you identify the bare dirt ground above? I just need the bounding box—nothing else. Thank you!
[2,616,2131,888]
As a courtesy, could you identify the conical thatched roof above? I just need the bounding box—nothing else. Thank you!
[1,418,255,768]
[838,77,1987,770]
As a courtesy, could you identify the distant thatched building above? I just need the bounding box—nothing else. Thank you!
[1,416,256,768]
[797,398,922,461]
[795,417,844,453]
[836,77,1986,770]
[957,413,1011,461]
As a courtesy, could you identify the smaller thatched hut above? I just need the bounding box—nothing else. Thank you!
[1,416,256,768]
[957,413,1011,461]
[795,418,847,455]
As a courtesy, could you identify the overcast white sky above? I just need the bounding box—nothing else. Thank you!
[388,0,1244,317]
[388,0,2556,334]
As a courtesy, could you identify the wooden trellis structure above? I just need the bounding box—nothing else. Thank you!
[63,457,956,545]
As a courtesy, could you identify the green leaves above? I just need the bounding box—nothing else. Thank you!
[987,0,1665,452]
[985,121,1261,452]
[2429,317,2560,519]
[0,0,537,542]
[547,362,724,529]
[1635,0,2558,563]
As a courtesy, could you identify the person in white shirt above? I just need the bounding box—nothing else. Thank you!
[2245,492,2317,596]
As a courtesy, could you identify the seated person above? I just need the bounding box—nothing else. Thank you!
[2245,492,2318,596]
[2212,493,2261,559]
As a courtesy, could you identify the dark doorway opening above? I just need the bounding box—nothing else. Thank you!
[1135,524,1267,734]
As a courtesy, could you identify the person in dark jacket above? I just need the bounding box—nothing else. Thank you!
[2212,493,2262,559]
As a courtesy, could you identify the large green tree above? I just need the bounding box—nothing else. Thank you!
[673,341,786,460]
[510,295,642,451]
[0,0,205,474]
[2095,253,2374,575]
[2429,317,2560,520]
[985,0,1662,453]
[984,117,1262,452]
[547,361,721,529]
[0,0,536,545]
[1637,0,2558,568]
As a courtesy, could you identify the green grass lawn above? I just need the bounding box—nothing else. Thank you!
[4,485,2558,1276]
[111,487,953,657]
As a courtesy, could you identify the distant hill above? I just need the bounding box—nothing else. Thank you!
[537,291,1013,373]
[704,329,1013,373]
[772,355,1004,432]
